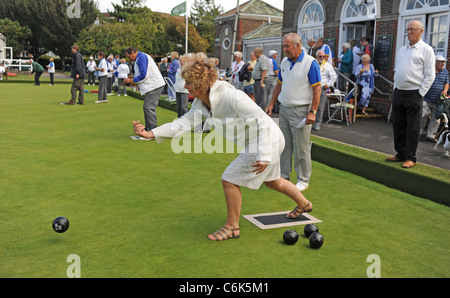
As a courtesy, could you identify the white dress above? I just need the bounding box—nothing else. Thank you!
[152,80,284,190]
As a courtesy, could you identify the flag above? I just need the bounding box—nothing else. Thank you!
[171,1,186,16]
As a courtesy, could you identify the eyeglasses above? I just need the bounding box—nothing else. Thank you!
[406,28,420,32]
[317,55,325,58]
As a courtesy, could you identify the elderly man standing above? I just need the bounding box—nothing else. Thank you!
[313,50,337,131]
[86,56,97,86]
[421,55,449,142]
[252,47,270,111]
[266,33,322,191]
[307,38,317,57]
[386,20,435,168]
[124,47,165,132]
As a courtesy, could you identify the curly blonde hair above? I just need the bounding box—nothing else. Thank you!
[181,52,218,95]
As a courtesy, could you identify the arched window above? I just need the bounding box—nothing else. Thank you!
[405,0,449,10]
[342,0,377,22]
[339,0,377,50]
[297,0,324,43]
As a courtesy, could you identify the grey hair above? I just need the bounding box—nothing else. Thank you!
[233,51,243,59]
[283,32,303,48]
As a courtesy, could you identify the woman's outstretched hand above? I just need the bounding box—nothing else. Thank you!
[133,120,155,139]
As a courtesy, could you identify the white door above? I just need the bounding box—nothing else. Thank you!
[345,24,366,42]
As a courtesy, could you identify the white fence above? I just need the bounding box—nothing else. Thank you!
[2,59,31,72]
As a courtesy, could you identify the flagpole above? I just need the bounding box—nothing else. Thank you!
[185,0,189,54]
[230,0,240,67]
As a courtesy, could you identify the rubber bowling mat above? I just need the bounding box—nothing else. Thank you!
[243,211,322,230]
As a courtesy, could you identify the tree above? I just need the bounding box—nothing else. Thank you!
[0,18,32,56]
[109,0,148,22]
[76,8,209,57]
[0,0,98,58]
[189,0,223,54]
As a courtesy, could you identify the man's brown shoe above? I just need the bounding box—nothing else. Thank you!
[386,156,403,162]
[402,160,416,168]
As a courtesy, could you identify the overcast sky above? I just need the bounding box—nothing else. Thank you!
[96,0,284,14]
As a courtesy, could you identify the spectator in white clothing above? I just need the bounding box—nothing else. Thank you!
[46,58,56,86]
[231,51,245,90]
[86,56,97,85]
[0,61,6,80]
[117,58,130,96]
[386,20,436,169]
[313,50,337,131]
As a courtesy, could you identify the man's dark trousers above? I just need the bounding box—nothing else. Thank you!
[34,71,43,85]
[69,77,85,104]
[392,88,423,163]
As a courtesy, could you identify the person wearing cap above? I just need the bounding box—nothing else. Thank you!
[386,20,435,169]
[421,55,449,142]
[86,56,97,85]
[267,50,279,111]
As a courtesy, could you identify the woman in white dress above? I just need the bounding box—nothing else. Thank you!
[133,53,313,241]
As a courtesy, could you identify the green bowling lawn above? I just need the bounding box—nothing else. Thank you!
[0,79,449,278]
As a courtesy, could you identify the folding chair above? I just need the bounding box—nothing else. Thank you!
[327,88,355,126]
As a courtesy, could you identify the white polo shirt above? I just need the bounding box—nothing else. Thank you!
[394,39,436,96]
[97,58,108,77]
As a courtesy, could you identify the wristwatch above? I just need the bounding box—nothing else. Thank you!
[309,110,317,115]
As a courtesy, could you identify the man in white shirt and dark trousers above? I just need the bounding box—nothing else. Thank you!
[387,20,435,169]
[124,47,165,132]
[86,57,97,85]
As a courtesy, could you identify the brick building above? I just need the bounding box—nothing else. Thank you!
[282,0,450,116]
[214,0,283,69]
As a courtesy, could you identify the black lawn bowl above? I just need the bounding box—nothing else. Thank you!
[283,230,299,245]
[304,223,319,238]
[309,232,324,249]
[52,217,70,233]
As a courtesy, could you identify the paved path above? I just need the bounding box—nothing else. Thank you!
[270,114,449,171]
